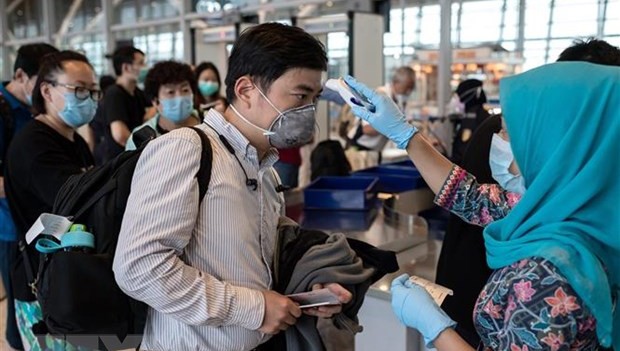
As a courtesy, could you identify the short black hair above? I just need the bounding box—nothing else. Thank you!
[225,23,327,102]
[109,46,145,76]
[557,38,620,66]
[144,60,197,101]
[13,43,59,76]
[195,61,222,88]
[32,51,93,115]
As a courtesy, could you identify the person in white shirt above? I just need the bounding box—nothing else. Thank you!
[113,23,352,351]
[347,66,416,152]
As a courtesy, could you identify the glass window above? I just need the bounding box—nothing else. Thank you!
[419,5,441,46]
[4,46,19,77]
[384,8,403,47]
[551,0,598,38]
[140,0,179,21]
[405,7,420,46]
[522,40,548,71]
[459,1,504,44]
[7,0,44,39]
[115,0,138,25]
[452,2,459,45]
[385,7,420,48]
[194,0,234,12]
[115,24,183,64]
[604,1,620,35]
[525,0,551,39]
[603,36,620,46]
[327,32,348,79]
[115,0,179,25]
[502,0,520,41]
[54,0,103,35]
[60,34,107,76]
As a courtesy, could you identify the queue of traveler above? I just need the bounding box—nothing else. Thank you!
[0,23,618,351]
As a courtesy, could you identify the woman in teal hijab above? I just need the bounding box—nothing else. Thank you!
[345,61,619,350]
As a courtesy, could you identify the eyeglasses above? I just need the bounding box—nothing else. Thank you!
[49,81,103,101]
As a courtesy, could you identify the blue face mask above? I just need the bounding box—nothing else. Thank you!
[198,81,219,97]
[22,78,33,106]
[489,133,526,194]
[53,90,97,128]
[160,95,194,124]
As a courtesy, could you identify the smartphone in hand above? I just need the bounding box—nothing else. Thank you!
[287,288,342,309]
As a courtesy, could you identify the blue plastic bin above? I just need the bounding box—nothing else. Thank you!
[352,166,426,193]
[301,208,378,231]
[381,160,416,169]
[304,176,378,210]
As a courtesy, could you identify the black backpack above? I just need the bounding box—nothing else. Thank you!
[33,126,213,348]
[310,140,351,181]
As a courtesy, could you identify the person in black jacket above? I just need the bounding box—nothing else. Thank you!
[4,51,98,350]
[450,79,490,166]
[435,115,501,347]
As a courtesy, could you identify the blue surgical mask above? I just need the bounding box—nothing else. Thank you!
[160,95,194,124]
[489,133,526,194]
[199,81,219,97]
[52,90,97,128]
[137,67,149,84]
[22,79,33,106]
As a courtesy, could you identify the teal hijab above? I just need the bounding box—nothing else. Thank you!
[485,62,620,348]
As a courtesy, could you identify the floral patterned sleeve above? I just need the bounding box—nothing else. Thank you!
[434,165,521,227]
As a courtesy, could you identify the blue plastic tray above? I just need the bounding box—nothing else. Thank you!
[381,160,416,169]
[351,166,426,193]
[304,176,378,210]
[301,208,378,231]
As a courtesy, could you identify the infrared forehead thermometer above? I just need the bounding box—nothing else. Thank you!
[325,78,375,112]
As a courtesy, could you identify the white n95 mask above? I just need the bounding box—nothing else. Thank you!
[489,133,526,194]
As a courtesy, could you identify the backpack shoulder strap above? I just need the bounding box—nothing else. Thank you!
[189,126,213,203]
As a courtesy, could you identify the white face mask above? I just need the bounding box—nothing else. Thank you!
[489,133,526,194]
[230,87,316,149]
[448,94,465,114]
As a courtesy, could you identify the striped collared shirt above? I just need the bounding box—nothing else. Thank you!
[113,109,284,350]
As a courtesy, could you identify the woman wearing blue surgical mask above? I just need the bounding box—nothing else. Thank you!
[126,61,201,151]
[195,61,228,114]
[3,50,99,350]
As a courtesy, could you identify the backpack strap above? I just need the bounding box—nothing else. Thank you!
[189,126,213,203]
[71,126,213,221]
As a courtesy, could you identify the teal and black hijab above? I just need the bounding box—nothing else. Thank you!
[485,62,620,348]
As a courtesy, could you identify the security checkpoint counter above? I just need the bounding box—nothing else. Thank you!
[284,188,442,351]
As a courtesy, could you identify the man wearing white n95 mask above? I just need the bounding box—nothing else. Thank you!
[113,23,351,351]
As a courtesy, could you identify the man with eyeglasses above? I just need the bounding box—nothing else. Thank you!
[0,42,58,351]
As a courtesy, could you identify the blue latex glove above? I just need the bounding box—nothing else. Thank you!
[391,274,456,348]
[344,75,418,149]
